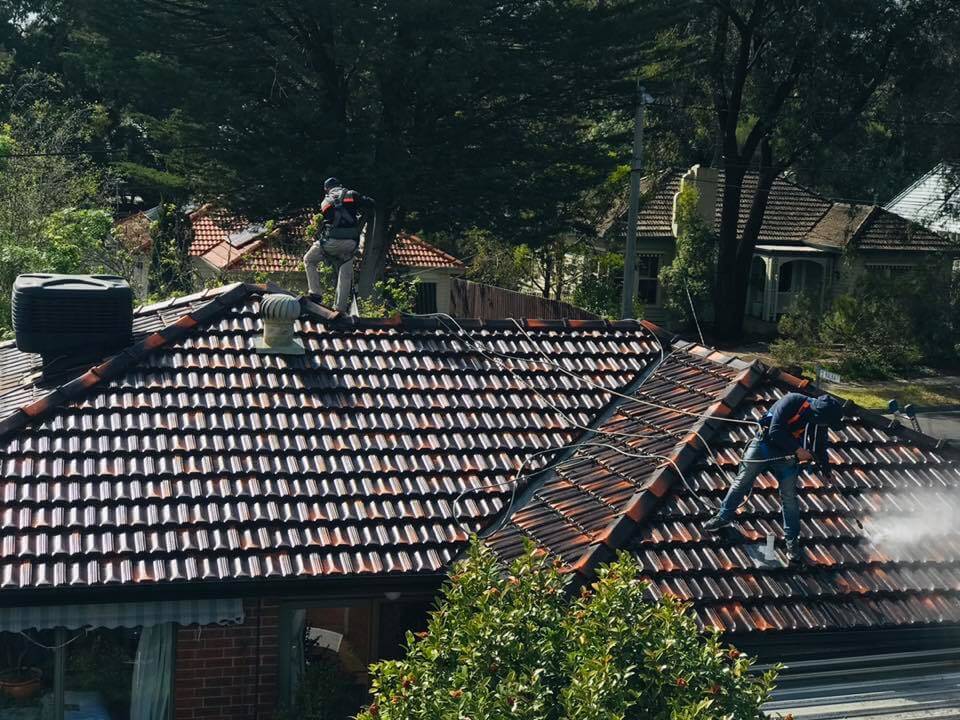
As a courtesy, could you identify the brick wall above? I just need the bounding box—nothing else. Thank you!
[174,598,281,720]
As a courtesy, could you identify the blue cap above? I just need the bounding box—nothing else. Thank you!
[324,177,341,192]
[810,394,844,430]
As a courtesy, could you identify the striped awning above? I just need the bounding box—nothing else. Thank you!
[0,598,244,632]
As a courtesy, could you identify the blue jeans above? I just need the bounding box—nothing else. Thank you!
[717,436,800,541]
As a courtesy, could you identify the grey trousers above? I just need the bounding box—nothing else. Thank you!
[303,237,356,313]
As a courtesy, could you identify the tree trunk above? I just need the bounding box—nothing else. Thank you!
[712,164,747,340]
[714,141,777,341]
[356,200,396,299]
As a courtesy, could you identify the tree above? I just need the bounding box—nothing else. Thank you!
[651,0,958,340]
[658,184,716,325]
[60,1,655,301]
[355,540,777,720]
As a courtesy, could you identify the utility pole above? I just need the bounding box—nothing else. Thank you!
[621,86,651,319]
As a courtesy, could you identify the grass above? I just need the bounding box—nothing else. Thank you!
[824,381,960,411]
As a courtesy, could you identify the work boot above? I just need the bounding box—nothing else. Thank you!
[786,538,804,565]
[703,515,732,534]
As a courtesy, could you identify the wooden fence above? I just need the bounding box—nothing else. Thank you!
[450,278,599,320]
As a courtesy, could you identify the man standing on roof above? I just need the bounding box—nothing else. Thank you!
[704,393,845,565]
[303,177,376,313]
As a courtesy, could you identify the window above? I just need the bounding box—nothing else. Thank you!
[280,599,432,720]
[414,282,438,314]
[636,254,661,305]
[866,263,914,279]
[0,626,172,720]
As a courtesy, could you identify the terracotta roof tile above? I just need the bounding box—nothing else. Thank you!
[0,285,658,596]
[487,333,960,635]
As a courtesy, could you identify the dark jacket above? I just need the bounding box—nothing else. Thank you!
[760,392,840,468]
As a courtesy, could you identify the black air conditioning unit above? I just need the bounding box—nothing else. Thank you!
[12,274,134,366]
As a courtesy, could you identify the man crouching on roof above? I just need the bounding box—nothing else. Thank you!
[703,393,845,565]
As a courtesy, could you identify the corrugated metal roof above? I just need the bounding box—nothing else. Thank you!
[886,162,960,237]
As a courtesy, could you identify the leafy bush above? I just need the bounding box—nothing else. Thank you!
[357,541,776,720]
[659,185,716,325]
[572,250,627,319]
[821,291,921,379]
[771,292,820,369]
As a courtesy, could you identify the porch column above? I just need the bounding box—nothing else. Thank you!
[765,257,779,323]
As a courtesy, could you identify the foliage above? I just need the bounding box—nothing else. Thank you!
[0,207,129,336]
[770,293,821,369]
[278,654,357,720]
[658,185,716,325]
[357,540,777,720]
[357,275,419,318]
[458,228,538,292]
[572,249,625,319]
[821,291,921,379]
[146,203,200,302]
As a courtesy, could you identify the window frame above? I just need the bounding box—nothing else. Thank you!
[276,592,436,711]
[0,625,174,720]
[635,253,663,307]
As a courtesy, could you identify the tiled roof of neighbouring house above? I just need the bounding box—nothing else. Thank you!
[0,284,659,595]
[612,168,956,252]
[187,209,465,273]
[488,339,960,635]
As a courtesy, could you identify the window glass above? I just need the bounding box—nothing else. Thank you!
[64,628,139,720]
[636,254,660,305]
[0,631,55,720]
[284,599,433,720]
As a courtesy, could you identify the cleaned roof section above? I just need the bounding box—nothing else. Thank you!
[0,285,657,594]
[487,339,960,635]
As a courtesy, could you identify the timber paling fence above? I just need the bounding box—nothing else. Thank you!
[450,278,600,321]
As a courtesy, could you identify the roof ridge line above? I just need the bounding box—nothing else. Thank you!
[565,360,768,582]
[0,283,258,442]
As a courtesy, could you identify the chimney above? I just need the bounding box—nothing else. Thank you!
[255,294,305,355]
[12,274,133,378]
[671,164,718,237]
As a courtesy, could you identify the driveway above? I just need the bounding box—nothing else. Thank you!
[884,411,960,441]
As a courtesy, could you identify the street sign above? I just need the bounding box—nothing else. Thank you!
[816,366,841,384]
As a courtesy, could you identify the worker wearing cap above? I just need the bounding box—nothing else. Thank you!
[303,177,375,313]
[704,393,845,564]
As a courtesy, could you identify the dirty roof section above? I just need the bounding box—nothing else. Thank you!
[0,284,658,594]
[188,209,464,272]
[387,233,465,270]
[489,340,960,635]
[614,168,955,252]
[613,169,832,245]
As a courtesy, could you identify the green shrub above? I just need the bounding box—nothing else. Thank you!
[357,540,777,720]
[821,292,921,379]
[659,185,716,325]
[771,292,820,369]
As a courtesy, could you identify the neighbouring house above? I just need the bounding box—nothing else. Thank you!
[187,207,465,314]
[2,282,960,718]
[602,165,959,327]
[886,161,960,241]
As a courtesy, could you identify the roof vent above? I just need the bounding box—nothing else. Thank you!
[12,274,133,370]
[255,294,304,355]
